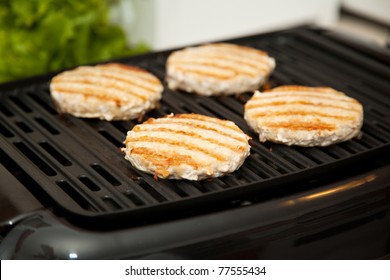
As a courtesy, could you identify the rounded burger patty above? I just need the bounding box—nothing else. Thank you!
[244,85,364,147]
[50,63,163,121]
[166,43,275,96]
[122,113,251,180]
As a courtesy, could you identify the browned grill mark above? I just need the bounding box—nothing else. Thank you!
[51,87,127,104]
[53,82,147,101]
[54,78,151,101]
[100,63,147,73]
[262,121,336,131]
[132,127,247,152]
[204,44,270,58]
[171,52,272,76]
[251,93,360,105]
[194,53,270,69]
[78,70,161,92]
[245,100,361,112]
[173,113,242,132]
[127,136,227,161]
[130,147,200,176]
[97,64,161,85]
[268,85,345,95]
[250,110,356,120]
[173,66,236,80]
[145,119,245,142]
[172,60,258,77]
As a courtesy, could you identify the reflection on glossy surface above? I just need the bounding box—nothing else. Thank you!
[284,174,377,206]
[0,167,389,259]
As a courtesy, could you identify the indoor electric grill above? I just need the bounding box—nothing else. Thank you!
[1,27,390,260]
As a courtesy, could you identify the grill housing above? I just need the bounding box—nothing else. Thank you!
[1,27,390,230]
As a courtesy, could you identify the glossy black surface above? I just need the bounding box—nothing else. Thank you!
[1,26,390,259]
[1,27,390,229]
[1,164,390,259]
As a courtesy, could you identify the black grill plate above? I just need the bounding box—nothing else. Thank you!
[1,27,389,228]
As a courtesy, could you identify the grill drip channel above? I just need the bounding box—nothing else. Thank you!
[1,27,389,228]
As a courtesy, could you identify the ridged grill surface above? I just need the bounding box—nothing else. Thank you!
[1,28,389,227]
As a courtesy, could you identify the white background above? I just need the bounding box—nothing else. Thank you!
[2,260,390,280]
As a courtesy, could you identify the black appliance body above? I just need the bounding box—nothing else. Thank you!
[1,27,390,259]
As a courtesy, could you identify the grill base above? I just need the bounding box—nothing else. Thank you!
[1,164,390,259]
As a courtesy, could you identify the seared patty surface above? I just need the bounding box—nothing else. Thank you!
[244,85,363,146]
[50,63,163,121]
[166,43,275,96]
[122,113,251,180]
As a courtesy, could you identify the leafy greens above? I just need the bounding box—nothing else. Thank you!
[0,0,148,82]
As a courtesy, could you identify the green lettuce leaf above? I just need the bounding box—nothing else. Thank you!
[0,0,149,83]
